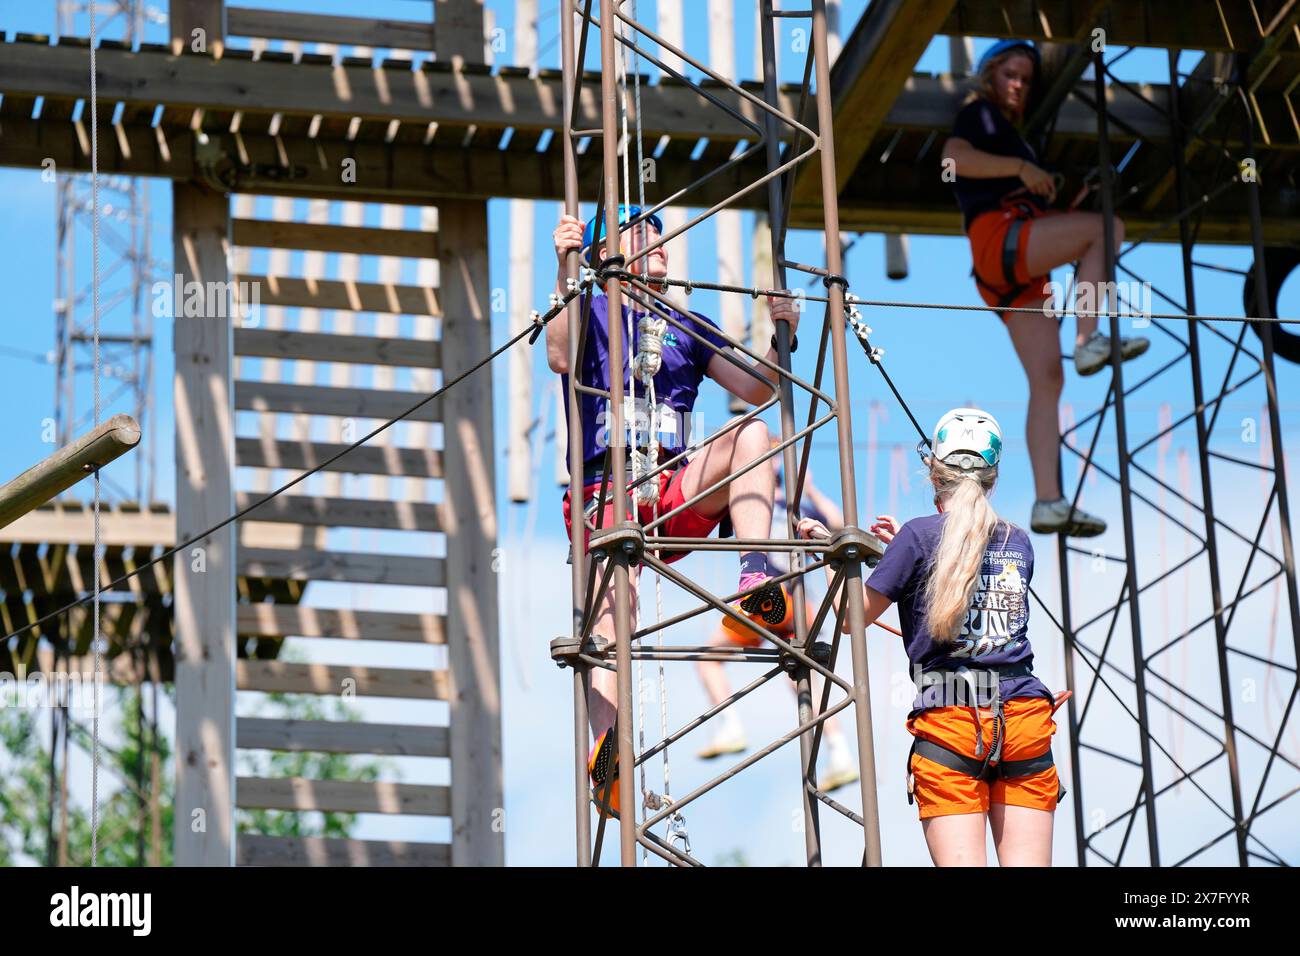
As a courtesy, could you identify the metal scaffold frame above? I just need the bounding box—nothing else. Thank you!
[551,0,886,867]
[1048,32,1300,867]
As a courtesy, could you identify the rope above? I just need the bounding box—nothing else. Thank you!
[88,0,103,869]
[2,283,592,646]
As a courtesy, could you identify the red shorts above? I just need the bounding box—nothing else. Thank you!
[561,465,724,565]
[906,697,1062,819]
[967,207,1061,321]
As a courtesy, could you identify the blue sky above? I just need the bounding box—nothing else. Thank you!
[1,1,1298,866]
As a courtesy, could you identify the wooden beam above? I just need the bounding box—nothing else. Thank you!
[437,1,502,867]
[239,274,442,315]
[233,380,442,422]
[171,168,235,866]
[939,0,1262,52]
[233,492,442,531]
[236,603,445,642]
[0,38,796,141]
[237,834,450,866]
[0,416,141,531]
[235,776,450,814]
[233,328,440,367]
[234,436,443,477]
[237,717,450,756]
[170,0,225,58]
[236,548,444,587]
[231,218,438,259]
[226,8,437,50]
[236,659,450,699]
[791,0,959,206]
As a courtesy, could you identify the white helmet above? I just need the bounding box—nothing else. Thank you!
[920,407,1003,472]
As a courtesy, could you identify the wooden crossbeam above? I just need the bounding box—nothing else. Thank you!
[237,717,450,756]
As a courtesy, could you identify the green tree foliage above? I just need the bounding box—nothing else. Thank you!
[0,656,390,864]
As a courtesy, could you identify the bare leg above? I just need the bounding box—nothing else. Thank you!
[1004,312,1065,502]
[680,417,774,541]
[696,631,736,709]
[920,813,989,866]
[989,803,1054,866]
[1023,211,1126,343]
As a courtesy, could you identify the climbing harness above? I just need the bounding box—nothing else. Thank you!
[903,665,1068,806]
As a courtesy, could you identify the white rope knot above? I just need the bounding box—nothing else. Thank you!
[632,449,660,505]
[633,313,668,384]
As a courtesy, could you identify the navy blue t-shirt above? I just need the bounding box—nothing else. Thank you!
[866,512,1053,717]
[949,98,1047,230]
[561,291,730,470]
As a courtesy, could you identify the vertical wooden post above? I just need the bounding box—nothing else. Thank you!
[172,180,235,867]
[508,0,539,503]
[437,0,503,867]
[708,0,746,412]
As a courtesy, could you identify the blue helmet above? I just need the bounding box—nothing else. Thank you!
[582,204,665,257]
[976,38,1040,76]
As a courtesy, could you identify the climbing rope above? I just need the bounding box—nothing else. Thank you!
[88,0,104,869]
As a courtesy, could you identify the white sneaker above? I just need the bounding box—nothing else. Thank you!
[1030,497,1107,537]
[697,723,747,760]
[818,754,860,793]
[1074,331,1150,377]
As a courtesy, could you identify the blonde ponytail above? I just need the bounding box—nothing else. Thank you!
[920,460,1003,644]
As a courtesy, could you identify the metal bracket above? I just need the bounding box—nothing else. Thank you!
[826,526,886,568]
[588,520,645,566]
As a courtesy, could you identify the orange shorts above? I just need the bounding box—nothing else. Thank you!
[906,697,1063,819]
[719,599,816,648]
[967,207,1061,321]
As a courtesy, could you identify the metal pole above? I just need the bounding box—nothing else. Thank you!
[1093,47,1161,865]
[1167,48,1247,866]
[1239,53,1300,722]
[809,0,881,866]
[597,0,637,864]
[758,0,821,866]
[559,0,592,866]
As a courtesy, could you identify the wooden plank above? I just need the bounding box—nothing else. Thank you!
[236,717,449,756]
[172,177,235,868]
[236,776,450,814]
[238,273,442,315]
[235,436,443,477]
[231,218,438,258]
[226,8,437,51]
[236,659,450,699]
[793,0,959,205]
[237,834,450,866]
[234,381,441,422]
[0,41,798,141]
[237,603,445,643]
[237,548,443,587]
[234,327,440,367]
[234,493,441,531]
[437,194,503,867]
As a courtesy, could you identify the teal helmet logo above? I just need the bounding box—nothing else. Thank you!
[930,407,1003,471]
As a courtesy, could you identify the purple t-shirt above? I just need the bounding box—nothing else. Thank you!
[950,98,1047,231]
[866,512,1053,717]
[561,291,729,470]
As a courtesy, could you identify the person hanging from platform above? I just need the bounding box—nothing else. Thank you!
[797,408,1072,866]
[694,435,892,794]
[942,39,1149,537]
[548,205,801,818]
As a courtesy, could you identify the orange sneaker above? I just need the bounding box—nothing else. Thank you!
[721,573,794,642]
[588,726,620,820]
